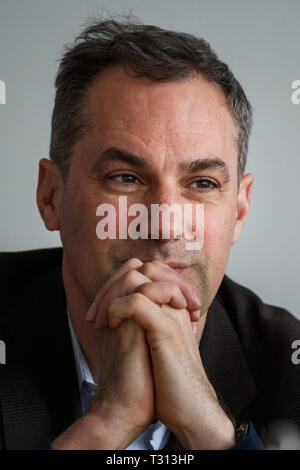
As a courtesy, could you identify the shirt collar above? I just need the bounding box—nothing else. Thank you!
[67,310,97,389]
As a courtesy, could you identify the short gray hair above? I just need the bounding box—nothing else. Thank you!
[50,17,253,186]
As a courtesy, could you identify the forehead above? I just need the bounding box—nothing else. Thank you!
[79,66,238,165]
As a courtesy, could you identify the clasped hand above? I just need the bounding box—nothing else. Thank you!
[85,258,235,450]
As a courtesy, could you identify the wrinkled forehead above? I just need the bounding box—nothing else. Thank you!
[78,66,238,163]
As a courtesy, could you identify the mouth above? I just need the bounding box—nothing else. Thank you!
[165,262,191,273]
[171,267,189,273]
[163,260,191,269]
[157,259,192,273]
[133,258,192,273]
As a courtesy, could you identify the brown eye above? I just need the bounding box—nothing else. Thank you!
[190,179,218,190]
[110,174,141,184]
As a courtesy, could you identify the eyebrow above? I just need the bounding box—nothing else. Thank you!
[179,158,230,184]
[91,147,230,183]
[91,148,153,173]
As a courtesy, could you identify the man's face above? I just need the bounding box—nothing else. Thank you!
[55,66,253,315]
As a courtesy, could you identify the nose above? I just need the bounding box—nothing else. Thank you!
[145,183,184,243]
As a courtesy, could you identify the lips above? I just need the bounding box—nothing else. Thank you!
[137,258,191,269]
[163,260,191,270]
[130,257,191,272]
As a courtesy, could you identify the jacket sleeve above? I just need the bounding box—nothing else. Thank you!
[229,422,264,450]
[35,440,53,450]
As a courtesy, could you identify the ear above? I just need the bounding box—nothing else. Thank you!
[231,173,254,246]
[36,158,63,231]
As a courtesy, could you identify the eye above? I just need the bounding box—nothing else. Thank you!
[189,178,218,190]
[109,173,142,185]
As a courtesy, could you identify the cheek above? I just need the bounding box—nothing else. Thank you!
[60,181,102,252]
[63,193,93,233]
[203,207,235,253]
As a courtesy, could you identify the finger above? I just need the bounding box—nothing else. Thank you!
[190,309,201,323]
[137,261,201,313]
[108,295,195,351]
[86,258,144,322]
[93,269,152,329]
[136,281,187,310]
[108,293,162,331]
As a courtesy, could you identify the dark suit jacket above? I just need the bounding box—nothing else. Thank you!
[0,247,299,450]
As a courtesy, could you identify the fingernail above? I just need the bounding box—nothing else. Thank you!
[86,302,97,321]
[194,309,201,319]
[192,322,198,337]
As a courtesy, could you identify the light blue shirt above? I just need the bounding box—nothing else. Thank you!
[67,312,171,450]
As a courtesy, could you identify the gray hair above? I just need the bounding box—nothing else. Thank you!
[50,17,253,186]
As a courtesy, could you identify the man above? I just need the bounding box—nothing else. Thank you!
[0,18,299,450]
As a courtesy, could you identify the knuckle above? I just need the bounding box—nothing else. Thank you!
[124,258,143,270]
[162,280,180,295]
[124,269,139,285]
[129,292,145,310]
[107,297,118,315]
[136,282,152,296]
[139,262,156,278]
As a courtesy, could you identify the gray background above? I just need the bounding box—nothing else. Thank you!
[0,0,299,319]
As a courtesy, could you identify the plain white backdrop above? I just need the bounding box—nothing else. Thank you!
[0,0,299,318]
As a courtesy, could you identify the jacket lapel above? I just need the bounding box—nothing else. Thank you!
[0,259,82,449]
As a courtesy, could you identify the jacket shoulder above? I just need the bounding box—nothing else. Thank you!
[218,274,299,339]
[0,247,63,284]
